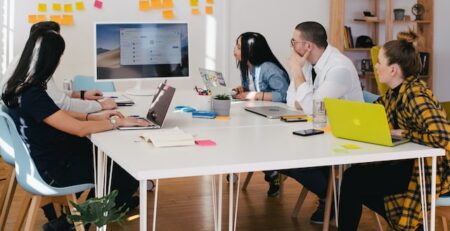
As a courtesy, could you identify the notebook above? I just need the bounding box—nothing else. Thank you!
[140,127,195,147]
[244,106,304,119]
[118,83,176,130]
[198,68,233,96]
[324,98,409,147]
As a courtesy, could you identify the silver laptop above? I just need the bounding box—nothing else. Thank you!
[244,106,304,119]
[118,83,176,130]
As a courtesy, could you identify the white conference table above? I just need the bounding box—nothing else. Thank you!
[91,91,445,231]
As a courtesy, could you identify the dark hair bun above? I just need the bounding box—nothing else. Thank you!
[397,29,419,48]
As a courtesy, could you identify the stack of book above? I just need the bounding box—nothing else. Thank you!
[343,26,354,49]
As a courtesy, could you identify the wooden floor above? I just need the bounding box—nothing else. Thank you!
[2,166,445,230]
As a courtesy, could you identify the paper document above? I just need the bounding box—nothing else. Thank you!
[141,127,195,147]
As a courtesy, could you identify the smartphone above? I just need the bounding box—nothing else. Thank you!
[292,129,324,136]
[281,117,307,122]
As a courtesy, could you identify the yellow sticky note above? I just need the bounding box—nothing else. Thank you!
[205,6,213,15]
[151,0,162,9]
[162,0,174,8]
[64,4,73,12]
[191,8,200,15]
[38,3,47,12]
[342,144,361,149]
[53,3,62,11]
[36,15,47,22]
[61,15,74,25]
[28,15,37,24]
[190,0,198,7]
[50,15,62,23]
[75,2,85,11]
[215,116,230,121]
[162,10,174,19]
[206,0,214,4]
[139,1,150,11]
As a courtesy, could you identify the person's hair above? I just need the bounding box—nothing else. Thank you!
[236,32,288,82]
[294,21,328,48]
[30,21,60,34]
[2,31,65,107]
[383,29,421,78]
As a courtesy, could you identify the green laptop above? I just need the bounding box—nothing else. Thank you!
[324,98,409,147]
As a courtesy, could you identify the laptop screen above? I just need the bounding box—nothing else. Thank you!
[199,68,227,89]
[146,84,176,126]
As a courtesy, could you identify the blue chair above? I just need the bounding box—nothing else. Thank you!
[363,90,380,103]
[0,108,93,231]
[72,75,116,92]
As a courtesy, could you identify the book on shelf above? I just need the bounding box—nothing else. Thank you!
[141,127,195,148]
[343,26,354,48]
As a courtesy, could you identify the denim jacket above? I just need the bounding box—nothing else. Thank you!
[242,62,290,102]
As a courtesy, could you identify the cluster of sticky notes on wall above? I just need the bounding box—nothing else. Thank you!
[29,1,88,26]
[139,0,215,20]
[191,0,214,16]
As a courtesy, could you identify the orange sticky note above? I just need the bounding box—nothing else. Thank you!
[50,15,62,23]
[205,6,213,15]
[151,0,162,9]
[36,15,47,22]
[61,15,74,25]
[75,2,85,11]
[162,0,174,8]
[215,116,230,121]
[53,3,62,11]
[206,0,214,4]
[319,126,332,134]
[190,0,198,6]
[139,1,150,11]
[28,15,37,24]
[38,3,47,12]
[64,4,73,12]
[162,10,174,19]
[191,8,200,15]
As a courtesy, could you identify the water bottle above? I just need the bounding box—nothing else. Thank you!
[312,90,327,129]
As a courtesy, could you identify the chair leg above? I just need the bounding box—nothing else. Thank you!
[291,187,309,218]
[442,216,448,231]
[13,192,32,231]
[24,195,42,231]
[0,169,17,231]
[374,212,384,231]
[241,172,253,191]
[66,194,85,231]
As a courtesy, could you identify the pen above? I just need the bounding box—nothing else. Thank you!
[109,96,118,99]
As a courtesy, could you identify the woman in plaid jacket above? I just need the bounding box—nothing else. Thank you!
[338,30,450,231]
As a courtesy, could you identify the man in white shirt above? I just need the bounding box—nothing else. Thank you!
[0,21,116,113]
[286,21,363,114]
[281,21,363,224]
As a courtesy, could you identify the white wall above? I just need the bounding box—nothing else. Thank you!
[9,0,449,100]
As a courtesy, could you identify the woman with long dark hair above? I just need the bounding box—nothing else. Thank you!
[233,32,290,102]
[338,30,450,231]
[2,30,149,230]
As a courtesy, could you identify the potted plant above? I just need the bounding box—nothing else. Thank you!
[68,190,128,231]
[212,94,231,116]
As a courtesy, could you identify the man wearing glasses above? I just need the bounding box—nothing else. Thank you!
[281,21,363,224]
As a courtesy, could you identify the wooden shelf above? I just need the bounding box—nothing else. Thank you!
[344,48,371,52]
[393,20,432,24]
[354,18,384,23]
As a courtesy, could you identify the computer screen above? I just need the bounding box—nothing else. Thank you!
[95,22,189,81]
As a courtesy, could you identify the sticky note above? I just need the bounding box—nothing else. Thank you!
[190,0,198,7]
[151,0,162,9]
[205,6,213,15]
[36,15,47,22]
[139,1,150,11]
[195,140,216,146]
[38,3,47,12]
[61,15,74,25]
[206,0,214,4]
[28,15,37,24]
[50,15,62,23]
[319,126,332,134]
[53,3,62,11]
[162,0,174,8]
[342,144,361,149]
[191,8,200,15]
[162,10,174,19]
[94,0,103,9]
[64,4,73,12]
[333,148,349,153]
[75,2,85,11]
[215,116,230,121]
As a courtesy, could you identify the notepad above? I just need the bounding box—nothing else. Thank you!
[141,128,195,147]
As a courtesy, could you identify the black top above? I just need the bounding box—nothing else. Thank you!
[8,86,86,172]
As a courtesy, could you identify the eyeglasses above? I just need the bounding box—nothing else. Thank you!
[290,38,306,47]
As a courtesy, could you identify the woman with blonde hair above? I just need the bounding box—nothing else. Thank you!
[338,30,450,231]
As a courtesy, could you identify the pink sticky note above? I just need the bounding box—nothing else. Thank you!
[195,140,216,146]
[94,0,103,9]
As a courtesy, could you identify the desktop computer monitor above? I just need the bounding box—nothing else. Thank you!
[95,22,189,95]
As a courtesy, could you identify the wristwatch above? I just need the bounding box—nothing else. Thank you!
[109,117,118,129]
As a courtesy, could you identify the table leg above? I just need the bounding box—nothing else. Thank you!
[418,158,429,231]
[430,156,437,231]
[229,173,233,231]
[212,176,218,231]
[322,166,334,231]
[218,175,223,231]
[140,180,147,231]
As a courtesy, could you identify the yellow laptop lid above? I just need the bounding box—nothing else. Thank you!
[324,98,395,146]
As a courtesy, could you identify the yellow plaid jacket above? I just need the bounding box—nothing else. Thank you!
[376,76,450,230]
